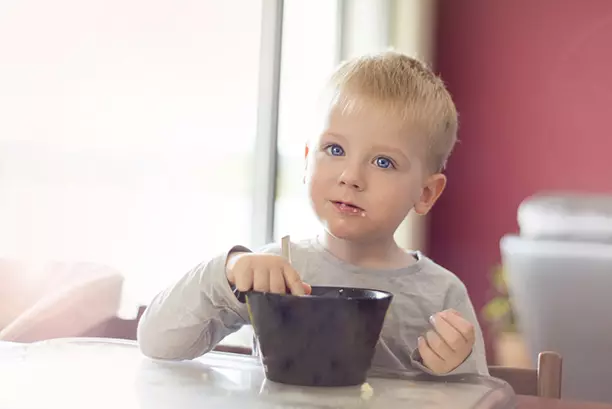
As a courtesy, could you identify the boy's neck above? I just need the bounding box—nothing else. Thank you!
[318,232,416,270]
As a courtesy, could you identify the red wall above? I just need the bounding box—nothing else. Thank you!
[431,0,612,353]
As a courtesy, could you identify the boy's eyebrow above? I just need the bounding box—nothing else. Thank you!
[370,144,410,163]
[321,131,347,141]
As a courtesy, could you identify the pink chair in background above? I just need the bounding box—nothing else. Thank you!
[0,259,124,342]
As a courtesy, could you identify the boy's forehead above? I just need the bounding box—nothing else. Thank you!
[322,100,427,149]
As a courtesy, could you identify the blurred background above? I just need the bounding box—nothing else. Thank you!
[1,0,611,403]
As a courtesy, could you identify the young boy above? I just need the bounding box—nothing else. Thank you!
[137,51,488,377]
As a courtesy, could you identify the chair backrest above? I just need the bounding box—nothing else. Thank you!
[213,344,253,355]
[81,305,147,340]
[489,351,562,398]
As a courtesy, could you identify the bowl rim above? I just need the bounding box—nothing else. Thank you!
[245,285,394,301]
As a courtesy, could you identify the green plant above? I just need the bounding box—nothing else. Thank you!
[482,265,517,333]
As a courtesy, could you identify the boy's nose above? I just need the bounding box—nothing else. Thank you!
[338,167,365,191]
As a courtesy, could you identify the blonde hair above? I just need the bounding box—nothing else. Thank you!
[324,51,458,173]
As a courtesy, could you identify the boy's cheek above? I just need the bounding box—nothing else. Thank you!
[306,161,331,183]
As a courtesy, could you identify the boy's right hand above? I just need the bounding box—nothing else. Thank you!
[226,252,311,296]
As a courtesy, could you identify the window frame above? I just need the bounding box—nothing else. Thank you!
[253,0,345,249]
[250,0,284,249]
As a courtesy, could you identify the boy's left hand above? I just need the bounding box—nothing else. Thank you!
[417,309,475,374]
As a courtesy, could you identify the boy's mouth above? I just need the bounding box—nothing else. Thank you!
[331,200,365,215]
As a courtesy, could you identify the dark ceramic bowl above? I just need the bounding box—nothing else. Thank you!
[245,286,393,387]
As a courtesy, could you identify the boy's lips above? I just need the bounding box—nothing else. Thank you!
[330,200,366,216]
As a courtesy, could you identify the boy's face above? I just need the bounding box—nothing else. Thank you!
[305,101,446,243]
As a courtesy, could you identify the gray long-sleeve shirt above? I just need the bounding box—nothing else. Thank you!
[137,237,489,377]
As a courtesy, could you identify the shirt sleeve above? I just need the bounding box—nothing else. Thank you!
[137,245,251,360]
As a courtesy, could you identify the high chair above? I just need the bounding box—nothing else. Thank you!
[489,351,562,398]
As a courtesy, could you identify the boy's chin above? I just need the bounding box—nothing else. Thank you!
[323,223,375,243]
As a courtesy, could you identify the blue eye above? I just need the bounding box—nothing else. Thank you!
[375,157,394,169]
[325,144,345,156]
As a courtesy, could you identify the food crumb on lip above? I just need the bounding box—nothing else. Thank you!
[333,200,362,209]
[332,201,366,216]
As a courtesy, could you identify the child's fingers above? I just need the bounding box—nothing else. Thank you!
[269,268,286,294]
[302,282,312,295]
[253,268,270,292]
[418,336,445,374]
[440,310,475,343]
[282,264,306,296]
[430,314,464,351]
[234,267,254,292]
[425,329,454,361]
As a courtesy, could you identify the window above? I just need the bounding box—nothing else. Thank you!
[0,1,263,309]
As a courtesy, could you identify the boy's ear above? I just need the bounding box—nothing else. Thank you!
[414,173,447,216]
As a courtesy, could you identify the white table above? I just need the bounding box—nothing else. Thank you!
[0,338,516,409]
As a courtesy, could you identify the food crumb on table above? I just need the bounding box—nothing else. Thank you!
[361,383,373,400]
